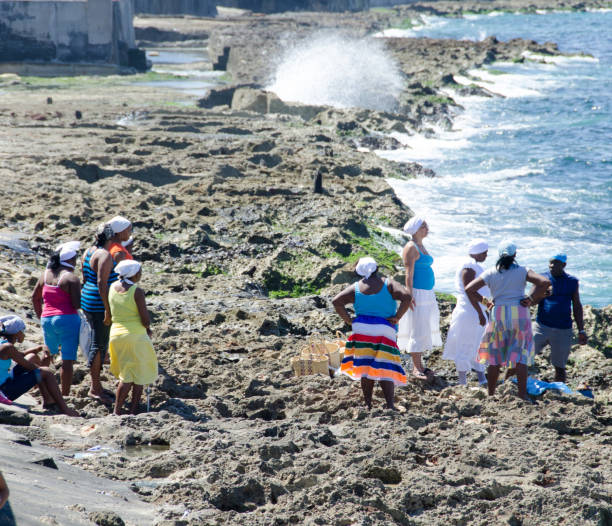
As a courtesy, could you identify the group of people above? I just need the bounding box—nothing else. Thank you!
[333,216,587,409]
[0,216,158,416]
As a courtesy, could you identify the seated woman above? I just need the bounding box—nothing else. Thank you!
[332,257,412,410]
[108,260,158,415]
[465,241,550,401]
[31,241,81,396]
[0,315,78,416]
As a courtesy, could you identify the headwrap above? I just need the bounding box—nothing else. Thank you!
[498,240,517,257]
[0,315,26,336]
[355,257,378,280]
[109,216,131,235]
[115,260,141,285]
[551,253,567,263]
[468,238,488,256]
[121,236,134,248]
[97,222,114,241]
[55,241,80,269]
[403,216,424,236]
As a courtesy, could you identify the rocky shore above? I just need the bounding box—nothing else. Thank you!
[0,1,611,524]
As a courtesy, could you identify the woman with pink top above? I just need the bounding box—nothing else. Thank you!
[32,241,82,396]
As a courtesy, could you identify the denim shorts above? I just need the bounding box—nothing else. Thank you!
[83,311,110,367]
[41,314,80,361]
[0,365,41,401]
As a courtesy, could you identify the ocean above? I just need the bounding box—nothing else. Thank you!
[377,10,612,307]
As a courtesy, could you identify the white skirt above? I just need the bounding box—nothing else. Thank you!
[397,288,442,354]
[442,297,486,372]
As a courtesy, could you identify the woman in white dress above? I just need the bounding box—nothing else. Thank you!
[442,239,491,385]
[397,217,442,381]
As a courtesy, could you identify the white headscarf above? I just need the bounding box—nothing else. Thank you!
[0,315,26,336]
[55,241,81,268]
[403,216,424,236]
[109,216,131,235]
[355,257,378,280]
[115,260,141,285]
[468,239,488,256]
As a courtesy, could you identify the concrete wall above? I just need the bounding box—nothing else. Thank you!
[214,0,369,12]
[133,0,217,17]
[0,0,138,66]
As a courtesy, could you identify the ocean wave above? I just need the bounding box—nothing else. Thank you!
[522,51,599,64]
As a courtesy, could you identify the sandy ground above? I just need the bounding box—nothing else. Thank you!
[0,2,611,525]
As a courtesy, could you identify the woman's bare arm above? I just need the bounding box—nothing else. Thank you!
[95,251,113,325]
[134,287,151,330]
[332,285,356,326]
[402,243,419,295]
[524,270,551,305]
[64,274,81,311]
[31,276,44,318]
[387,279,412,324]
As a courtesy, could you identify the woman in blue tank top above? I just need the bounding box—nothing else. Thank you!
[397,217,441,381]
[0,315,78,415]
[333,257,412,411]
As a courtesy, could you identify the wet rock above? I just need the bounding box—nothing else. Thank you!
[31,456,58,469]
[210,479,265,512]
[364,466,401,484]
[89,511,125,526]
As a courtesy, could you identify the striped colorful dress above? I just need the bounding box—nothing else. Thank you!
[341,280,407,385]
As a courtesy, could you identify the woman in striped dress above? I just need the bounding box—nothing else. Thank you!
[332,257,412,410]
[465,241,550,401]
[81,223,118,404]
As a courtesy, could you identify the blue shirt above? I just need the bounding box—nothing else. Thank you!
[536,271,578,330]
[354,279,397,319]
[413,247,435,290]
[0,339,12,386]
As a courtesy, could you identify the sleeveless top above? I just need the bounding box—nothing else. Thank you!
[354,279,397,319]
[109,243,133,262]
[536,271,578,330]
[41,270,77,317]
[0,339,12,386]
[81,248,119,313]
[454,259,490,302]
[413,245,435,290]
[109,285,146,337]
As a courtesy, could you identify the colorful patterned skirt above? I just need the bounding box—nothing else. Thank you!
[341,315,407,385]
[478,305,534,367]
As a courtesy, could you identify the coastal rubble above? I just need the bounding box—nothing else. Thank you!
[0,1,610,524]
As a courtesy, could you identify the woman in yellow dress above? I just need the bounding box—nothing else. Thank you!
[108,260,157,415]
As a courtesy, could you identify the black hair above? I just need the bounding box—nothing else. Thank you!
[0,323,6,337]
[496,254,516,272]
[47,251,62,271]
[96,231,109,248]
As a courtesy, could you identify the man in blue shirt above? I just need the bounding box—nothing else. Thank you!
[532,254,587,383]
